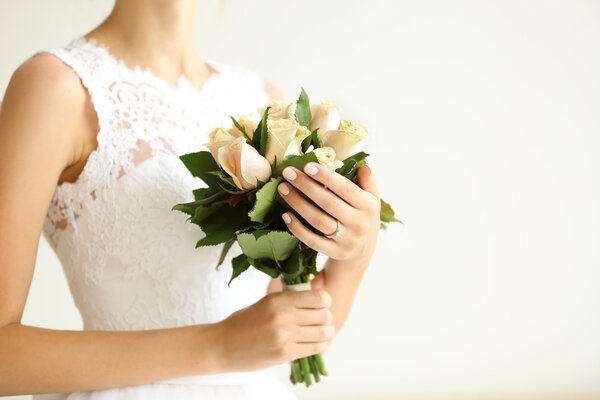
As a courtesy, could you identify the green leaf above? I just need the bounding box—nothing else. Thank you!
[195,229,236,247]
[256,178,267,190]
[172,202,198,217]
[237,230,299,263]
[271,154,278,170]
[303,247,319,276]
[335,151,370,181]
[193,187,226,203]
[295,88,311,127]
[179,151,221,189]
[218,182,247,195]
[253,106,270,156]
[248,177,282,223]
[190,200,229,224]
[216,239,235,270]
[380,198,402,224]
[311,128,321,148]
[229,253,251,287]
[259,107,270,155]
[230,116,252,141]
[247,257,281,278]
[196,203,251,233]
[281,245,303,281]
[252,119,263,151]
[273,152,318,176]
[300,129,321,153]
[301,134,312,153]
[206,171,243,191]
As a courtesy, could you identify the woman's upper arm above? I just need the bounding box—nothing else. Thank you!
[0,52,87,327]
[263,78,286,103]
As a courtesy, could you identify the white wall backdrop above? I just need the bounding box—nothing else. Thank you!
[1,1,599,399]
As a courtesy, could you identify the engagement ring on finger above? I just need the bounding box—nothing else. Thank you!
[325,220,341,239]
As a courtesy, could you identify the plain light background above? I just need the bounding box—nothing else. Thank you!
[1,1,599,399]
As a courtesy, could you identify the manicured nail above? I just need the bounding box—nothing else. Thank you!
[278,183,290,195]
[304,163,318,176]
[283,167,297,181]
[282,213,291,224]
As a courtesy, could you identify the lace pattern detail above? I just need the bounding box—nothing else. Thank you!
[40,35,269,249]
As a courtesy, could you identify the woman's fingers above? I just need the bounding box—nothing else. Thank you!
[280,166,359,226]
[288,288,332,309]
[295,307,333,326]
[278,181,340,236]
[294,324,336,343]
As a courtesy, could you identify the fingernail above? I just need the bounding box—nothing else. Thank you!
[283,167,296,181]
[282,213,291,224]
[365,164,373,175]
[304,163,318,176]
[278,183,290,195]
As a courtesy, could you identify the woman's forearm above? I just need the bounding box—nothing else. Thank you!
[310,254,372,334]
[0,322,221,396]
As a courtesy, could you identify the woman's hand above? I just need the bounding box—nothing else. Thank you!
[278,162,381,262]
[213,289,335,373]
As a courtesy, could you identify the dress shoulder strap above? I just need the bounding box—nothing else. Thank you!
[36,37,120,247]
[36,36,113,129]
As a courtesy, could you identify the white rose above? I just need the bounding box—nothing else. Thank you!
[313,147,344,171]
[217,136,272,190]
[320,120,369,161]
[258,100,296,121]
[228,114,258,139]
[309,98,341,140]
[265,119,311,166]
[203,127,236,167]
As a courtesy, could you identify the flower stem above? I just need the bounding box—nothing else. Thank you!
[290,360,299,384]
[300,356,312,387]
[314,352,328,376]
[309,355,321,382]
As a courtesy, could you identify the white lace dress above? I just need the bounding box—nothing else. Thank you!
[31,35,297,400]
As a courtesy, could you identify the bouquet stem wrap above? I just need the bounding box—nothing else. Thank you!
[281,274,328,386]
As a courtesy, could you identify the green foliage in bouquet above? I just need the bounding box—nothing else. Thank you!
[172,88,400,386]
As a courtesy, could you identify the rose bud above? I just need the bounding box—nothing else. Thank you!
[258,99,296,121]
[228,114,258,139]
[203,127,236,167]
[309,98,341,140]
[217,136,272,190]
[320,119,369,161]
[313,147,344,171]
[265,119,311,166]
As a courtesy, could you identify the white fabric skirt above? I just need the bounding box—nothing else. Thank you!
[32,368,298,400]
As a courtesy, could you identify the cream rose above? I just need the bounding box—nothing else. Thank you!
[203,127,237,168]
[265,118,311,165]
[313,147,344,171]
[320,120,369,161]
[258,100,296,121]
[217,136,272,190]
[228,114,258,139]
[309,98,341,140]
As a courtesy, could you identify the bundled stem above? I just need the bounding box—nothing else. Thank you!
[281,273,328,387]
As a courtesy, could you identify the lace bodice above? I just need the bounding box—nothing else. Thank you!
[31,36,277,386]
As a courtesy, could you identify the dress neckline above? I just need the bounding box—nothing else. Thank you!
[72,34,223,97]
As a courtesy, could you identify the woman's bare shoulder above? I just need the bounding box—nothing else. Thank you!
[2,51,99,182]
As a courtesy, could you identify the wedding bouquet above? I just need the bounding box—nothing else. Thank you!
[172,89,400,386]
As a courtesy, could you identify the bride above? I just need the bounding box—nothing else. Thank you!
[0,0,382,398]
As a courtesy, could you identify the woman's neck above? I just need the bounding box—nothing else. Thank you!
[86,0,209,87]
